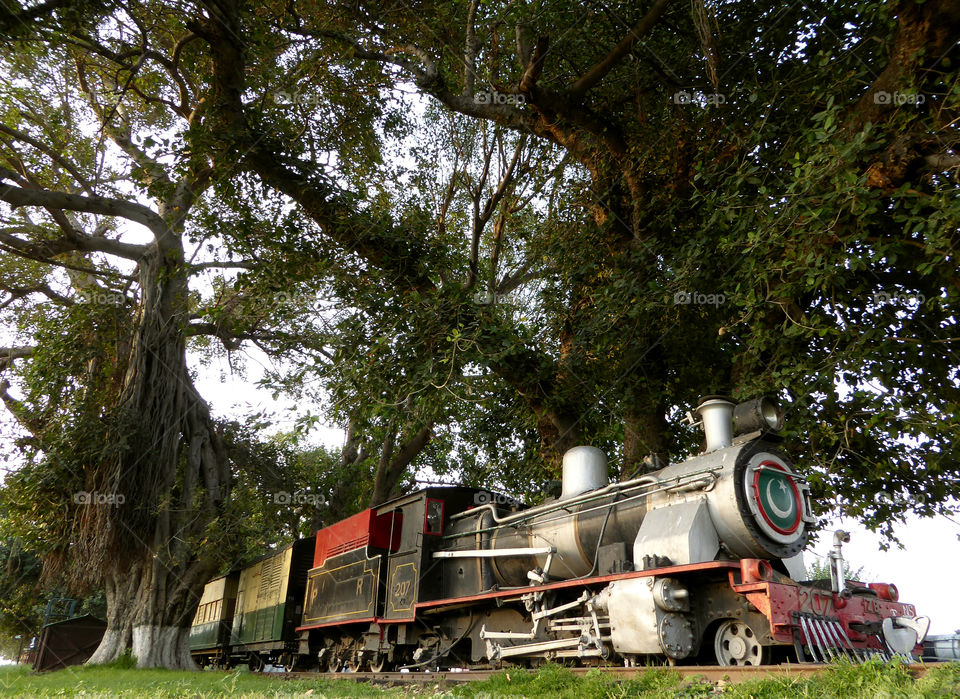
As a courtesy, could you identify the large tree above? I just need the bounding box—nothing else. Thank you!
[199,0,960,529]
[0,3,346,666]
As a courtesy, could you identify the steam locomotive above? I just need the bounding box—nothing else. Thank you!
[189,396,929,669]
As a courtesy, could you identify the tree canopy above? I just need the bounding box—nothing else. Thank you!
[198,0,960,529]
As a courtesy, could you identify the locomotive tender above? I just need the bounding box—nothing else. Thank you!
[189,396,930,669]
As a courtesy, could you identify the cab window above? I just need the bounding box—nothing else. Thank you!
[424,499,444,535]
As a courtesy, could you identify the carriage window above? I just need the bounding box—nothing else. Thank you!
[424,499,444,535]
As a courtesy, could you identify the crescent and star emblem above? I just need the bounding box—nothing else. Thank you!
[765,478,794,519]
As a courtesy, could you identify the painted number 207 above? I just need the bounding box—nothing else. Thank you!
[393,580,411,599]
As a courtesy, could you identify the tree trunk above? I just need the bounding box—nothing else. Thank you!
[86,562,139,665]
[622,403,667,477]
[369,424,433,506]
[87,557,210,669]
[83,244,229,668]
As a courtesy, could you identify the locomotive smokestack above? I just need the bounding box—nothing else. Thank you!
[560,446,608,500]
[732,396,784,435]
[696,397,736,453]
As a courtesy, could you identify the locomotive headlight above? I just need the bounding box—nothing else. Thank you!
[733,397,784,436]
[742,454,813,545]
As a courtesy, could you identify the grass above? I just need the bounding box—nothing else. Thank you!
[0,663,396,697]
[0,660,957,698]
[449,661,960,698]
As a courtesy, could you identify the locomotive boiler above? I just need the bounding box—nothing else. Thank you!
[190,396,930,670]
[446,397,810,590]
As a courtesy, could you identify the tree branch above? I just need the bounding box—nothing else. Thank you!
[567,0,673,100]
[520,36,549,94]
[0,0,71,35]
[188,260,257,272]
[0,378,44,437]
[0,177,161,248]
[463,0,480,97]
[73,58,173,189]
[370,423,433,505]
[186,322,320,354]
[0,124,94,193]
[297,28,542,134]
[0,228,136,278]
[0,347,35,362]
[203,17,437,291]
[0,283,72,307]
[159,169,213,248]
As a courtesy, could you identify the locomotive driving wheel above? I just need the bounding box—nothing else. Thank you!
[319,647,339,673]
[713,621,766,666]
[368,653,389,672]
[343,649,364,672]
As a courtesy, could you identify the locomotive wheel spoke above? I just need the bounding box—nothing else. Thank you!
[344,654,362,673]
[714,621,764,666]
[323,653,340,673]
[368,654,388,673]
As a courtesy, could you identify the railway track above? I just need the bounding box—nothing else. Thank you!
[277,662,929,686]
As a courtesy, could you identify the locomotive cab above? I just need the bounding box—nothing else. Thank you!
[295,486,498,669]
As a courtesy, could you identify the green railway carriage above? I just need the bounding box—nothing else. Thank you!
[229,538,313,670]
[189,573,239,667]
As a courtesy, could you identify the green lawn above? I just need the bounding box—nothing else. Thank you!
[448,661,960,698]
[0,660,958,698]
[0,664,392,698]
